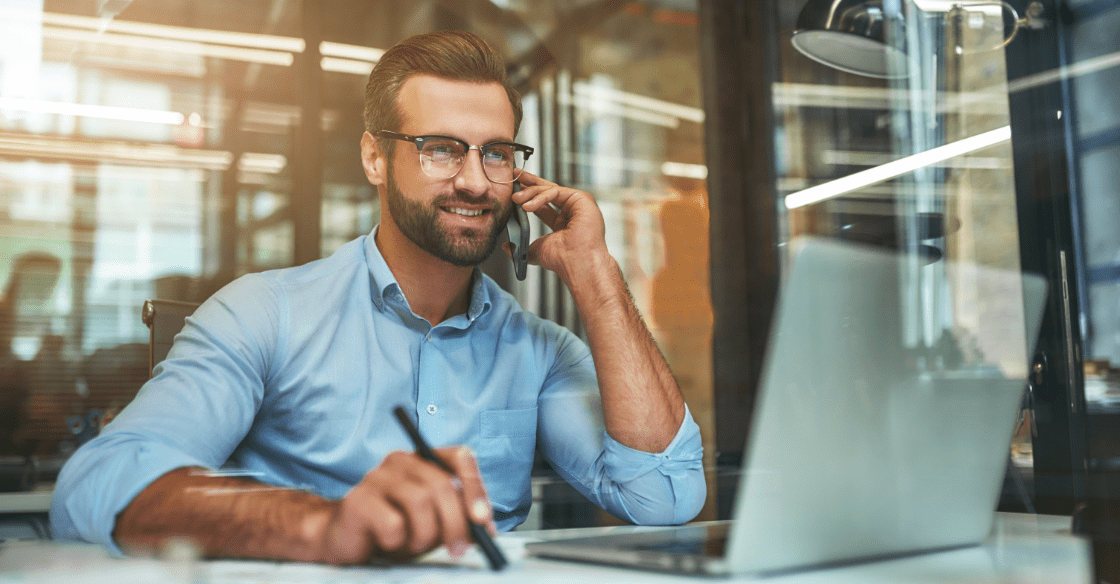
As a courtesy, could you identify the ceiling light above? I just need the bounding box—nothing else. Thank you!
[560,92,679,128]
[791,0,909,79]
[0,96,185,125]
[41,12,304,52]
[661,161,708,180]
[784,125,1010,209]
[319,41,383,62]
[0,132,233,169]
[42,26,293,66]
[573,82,704,123]
[320,57,374,76]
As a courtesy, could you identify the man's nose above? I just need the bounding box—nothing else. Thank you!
[453,148,491,195]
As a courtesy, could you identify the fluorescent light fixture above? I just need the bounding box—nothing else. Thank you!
[41,12,305,52]
[238,152,287,173]
[560,151,658,174]
[320,57,375,76]
[661,161,708,179]
[772,82,1007,114]
[774,49,1120,114]
[821,150,1008,169]
[912,0,1003,14]
[0,132,233,169]
[42,26,294,66]
[319,41,383,62]
[784,126,1011,209]
[319,43,383,75]
[573,82,704,123]
[559,92,679,128]
[1008,49,1120,94]
[0,96,186,125]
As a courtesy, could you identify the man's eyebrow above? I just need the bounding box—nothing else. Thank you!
[419,130,515,144]
[463,135,517,145]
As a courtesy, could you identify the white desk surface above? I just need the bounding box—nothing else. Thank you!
[0,490,52,514]
[0,513,1091,583]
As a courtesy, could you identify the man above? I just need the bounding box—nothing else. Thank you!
[51,30,705,563]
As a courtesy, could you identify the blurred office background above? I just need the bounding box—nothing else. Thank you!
[0,0,1118,543]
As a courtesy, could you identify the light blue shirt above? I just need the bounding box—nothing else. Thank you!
[51,228,706,551]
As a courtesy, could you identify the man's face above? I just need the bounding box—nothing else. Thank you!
[379,75,517,267]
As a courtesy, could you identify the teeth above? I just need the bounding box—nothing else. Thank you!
[448,207,484,217]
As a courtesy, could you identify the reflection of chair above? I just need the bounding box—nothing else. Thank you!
[141,299,200,377]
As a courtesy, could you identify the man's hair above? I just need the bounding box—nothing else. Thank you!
[363,30,523,157]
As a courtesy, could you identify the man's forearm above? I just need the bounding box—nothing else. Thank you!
[113,467,333,562]
[563,249,686,453]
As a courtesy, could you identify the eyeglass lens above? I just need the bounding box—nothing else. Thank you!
[418,138,525,183]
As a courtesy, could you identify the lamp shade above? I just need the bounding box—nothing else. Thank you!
[791,0,909,78]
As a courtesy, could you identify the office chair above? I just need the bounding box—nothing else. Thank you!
[141,299,200,378]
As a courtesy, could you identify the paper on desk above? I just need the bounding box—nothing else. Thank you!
[0,541,195,584]
[0,538,529,584]
[204,536,530,584]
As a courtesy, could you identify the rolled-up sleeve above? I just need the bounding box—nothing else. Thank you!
[49,275,278,553]
[535,331,706,526]
[50,435,211,554]
[598,409,705,524]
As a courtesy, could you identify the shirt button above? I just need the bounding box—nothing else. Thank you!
[426,336,432,343]
[426,404,437,415]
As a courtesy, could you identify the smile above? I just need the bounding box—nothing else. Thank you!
[445,207,487,217]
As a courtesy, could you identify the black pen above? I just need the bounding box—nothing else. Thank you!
[392,406,508,571]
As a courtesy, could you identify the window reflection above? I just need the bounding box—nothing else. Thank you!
[775,0,1034,468]
[0,0,713,522]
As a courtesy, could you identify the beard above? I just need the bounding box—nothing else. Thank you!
[383,168,512,267]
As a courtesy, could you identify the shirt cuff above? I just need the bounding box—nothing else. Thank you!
[53,436,211,556]
[601,403,704,483]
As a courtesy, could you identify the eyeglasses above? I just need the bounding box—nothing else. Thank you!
[376,130,534,184]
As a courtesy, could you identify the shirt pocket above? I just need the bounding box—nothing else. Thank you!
[477,407,538,515]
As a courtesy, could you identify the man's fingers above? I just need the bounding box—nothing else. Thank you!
[391,452,472,554]
[326,494,400,563]
[356,497,408,553]
[334,450,482,562]
[437,447,493,526]
[390,480,445,553]
[514,169,547,187]
[530,202,561,231]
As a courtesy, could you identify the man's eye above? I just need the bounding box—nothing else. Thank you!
[423,138,461,151]
[484,147,513,163]
[424,145,462,163]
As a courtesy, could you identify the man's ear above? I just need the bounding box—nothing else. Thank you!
[360,131,387,186]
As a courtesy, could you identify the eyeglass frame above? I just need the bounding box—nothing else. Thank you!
[375,130,534,184]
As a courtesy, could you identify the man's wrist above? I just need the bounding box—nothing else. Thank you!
[301,500,340,563]
[559,247,619,295]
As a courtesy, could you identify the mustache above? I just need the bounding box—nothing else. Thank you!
[432,190,500,208]
[431,192,509,222]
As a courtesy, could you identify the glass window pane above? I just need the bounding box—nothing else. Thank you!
[0,1,713,531]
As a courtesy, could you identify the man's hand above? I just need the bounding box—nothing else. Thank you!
[507,172,685,454]
[510,171,610,284]
[114,448,494,565]
[318,447,495,564]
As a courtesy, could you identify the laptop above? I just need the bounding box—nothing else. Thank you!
[526,238,1048,576]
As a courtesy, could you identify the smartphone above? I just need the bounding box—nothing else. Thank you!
[506,181,529,281]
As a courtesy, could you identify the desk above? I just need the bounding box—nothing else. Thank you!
[0,513,1091,583]
[0,490,52,514]
[0,489,52,541]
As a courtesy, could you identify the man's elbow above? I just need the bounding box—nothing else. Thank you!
[625,470,707,526]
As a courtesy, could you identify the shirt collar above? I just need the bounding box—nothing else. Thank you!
[465,270,492,322]
[365,226,397,312]
[365,225,492,322]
